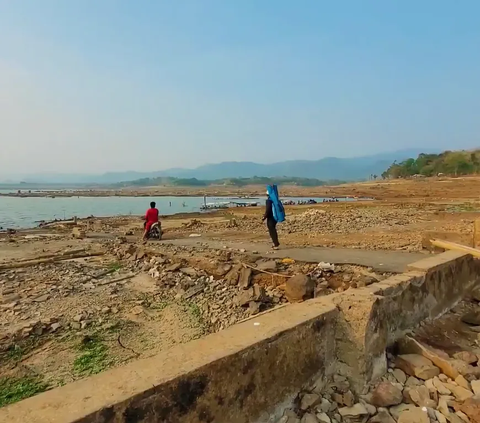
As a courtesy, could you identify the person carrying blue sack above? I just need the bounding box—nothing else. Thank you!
[262,185,286,249]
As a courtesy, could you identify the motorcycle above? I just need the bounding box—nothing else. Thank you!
[146,222,163,240]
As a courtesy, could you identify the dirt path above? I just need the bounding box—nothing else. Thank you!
[159,238,428,273]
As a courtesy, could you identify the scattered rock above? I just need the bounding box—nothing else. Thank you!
[395,354,440,380]
[184,283,205,299]
[285,274,314,303]
[338,403,368,418]
[318,262,335,272]
[300,393,321,410]
[33,294,49,303]
[405,385,436,408]
[368,409,396,423]
[453,351,478,364]
[248,301,261,315]
[235,288,254,307]
[455,375,470,390]
[397,407,429,423]
[130,305,144,315]
[389,403,417,420]
[461,310,480,325]
[342,390,355,407]
[458,397,480,422]
[316,412,331,423]
[435,410,447,423]
[300,413,317,423]
[238,267,252,289]
[256,260,277,272]
[50,322,61,332]
[444,382,474,402]
[392,368,407,384]
[437,396,451,416]
[455,410,471,422]
[399,336,462,380]
[432,377,451,395]
[471,380,480,396]
[370,382,403,407]
[405,376,422,387]
[180,267,199,278]
[165,263,182,272]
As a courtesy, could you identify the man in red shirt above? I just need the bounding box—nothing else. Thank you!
[143,201,159,240]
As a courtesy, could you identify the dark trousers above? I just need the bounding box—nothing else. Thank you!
[266,218,279,247]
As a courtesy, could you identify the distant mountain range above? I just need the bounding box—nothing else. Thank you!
[2,149,435,185]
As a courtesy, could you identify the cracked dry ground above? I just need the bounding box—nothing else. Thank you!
[0,238,387,408]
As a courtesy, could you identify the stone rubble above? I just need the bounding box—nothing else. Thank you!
[107,242,388,331]
[0,241,388,356]
[168,207,423,238]
[275,347,480,423]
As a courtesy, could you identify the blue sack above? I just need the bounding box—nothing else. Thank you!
[267,184,286,223]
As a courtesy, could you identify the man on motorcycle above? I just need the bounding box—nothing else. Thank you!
[143,201,159,240]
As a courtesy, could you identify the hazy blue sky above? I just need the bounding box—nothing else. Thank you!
[0,1,479,175]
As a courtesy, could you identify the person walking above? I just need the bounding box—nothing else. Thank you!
[263,191,280,249]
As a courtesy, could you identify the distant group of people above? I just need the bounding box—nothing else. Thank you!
[297,199,318,205]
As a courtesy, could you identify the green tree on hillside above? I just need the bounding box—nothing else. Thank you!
[383,149,480,179]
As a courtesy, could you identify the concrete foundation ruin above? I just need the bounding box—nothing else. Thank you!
[1,250,479,423]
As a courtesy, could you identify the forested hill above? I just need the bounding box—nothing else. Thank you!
[112,176,345,188]
[382,150,480,179]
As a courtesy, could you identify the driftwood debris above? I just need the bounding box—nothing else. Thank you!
[241,262,293,278]
[0,251,105,270]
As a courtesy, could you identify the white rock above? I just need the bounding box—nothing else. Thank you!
[435,410,447,423]
[392,368,407,384]
[338,403,368,418]
[433,377,451,395]
[316,412,331,423]
[471,379,480,396]
[300,413,317,423]
[455,410,471,422]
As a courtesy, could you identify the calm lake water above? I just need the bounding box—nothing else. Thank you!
[0,193,352,229]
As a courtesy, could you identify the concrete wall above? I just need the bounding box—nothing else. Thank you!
[0,301,338,423]
[364,251,480,385]
[2,251,480,423]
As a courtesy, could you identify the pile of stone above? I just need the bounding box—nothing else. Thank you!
[144,256,286,332]
[182,219,205,229]
[109,242,389,331]
[277,338,480,422]
[165,206,423,239]
[0,318,62,353]
[283,208,420,235]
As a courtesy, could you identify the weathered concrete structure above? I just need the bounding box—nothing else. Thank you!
[2,251,479,423]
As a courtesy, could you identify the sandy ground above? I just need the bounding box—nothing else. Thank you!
[1,176,480,408]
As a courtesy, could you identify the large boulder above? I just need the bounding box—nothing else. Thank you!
[285,274,315,303]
